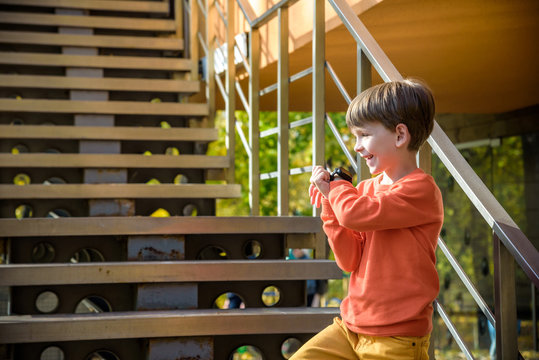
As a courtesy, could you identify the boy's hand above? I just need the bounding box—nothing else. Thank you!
[309,166,330,208]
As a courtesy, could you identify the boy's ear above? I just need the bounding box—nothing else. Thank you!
[395,123,410,148]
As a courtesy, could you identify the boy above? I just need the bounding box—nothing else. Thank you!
[292,79,444,359]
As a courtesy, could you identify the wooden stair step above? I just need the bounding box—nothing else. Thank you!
[0,74,199,93]
[0,11,176,31]
[0,98,207,116]
[0,0,169,13]
[0,154,229,169]
[0,183,242,199]
[0,307,340,343]
[0,260,341,286]
[0,30,183,51]
[0,125,216,141]
[0,52,191,71]
[0,216,322,237]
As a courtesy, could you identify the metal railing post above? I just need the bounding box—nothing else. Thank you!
[278,6,289,216]
[493,232,519,360]
[356,47,371,182]
[225,0,236,183]
[249,27,260,215]
[205,0,216,127]
[312,0,325,217]
[189,0,199,80]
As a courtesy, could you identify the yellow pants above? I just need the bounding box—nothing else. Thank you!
[290,317,430,360]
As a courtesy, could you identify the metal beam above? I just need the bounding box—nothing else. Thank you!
[278,6,289,216]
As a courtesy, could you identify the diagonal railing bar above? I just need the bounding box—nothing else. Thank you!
[237,0,301,29]
[236,121,252,158]
[261,166,313,180]
[259,66,313,97]
[325,113,358,174]
[435,300,476,360]
[326,61,352,105]
[235,37,251,74]
[235,81,250,113]
[196,0,207,19]
[215,0,227,27]
[438,237,495,325]
[215,72,226,100]
[260,116,313,138]
[197,31,208,56]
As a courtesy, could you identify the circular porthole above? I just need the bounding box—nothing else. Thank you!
[43,177,66,185]
[15,204,33,219]
[71,248,105,263]
[173,173,189,184]
[214,292,245,309]
[35,291,59,314]
[197,245,228,260]
[229,345,263,360]
[243,240,262,259]
[86,350,120,360]
[13,173,31,186]
[46,208,71,218]
[75,295,112,314]
[31,242,55,263]
[165,146,180,155]
[281,338,302,359]
[11,144,29,154]
[40,346,64,360]
[261,285,281,307]
[183,204,198,216]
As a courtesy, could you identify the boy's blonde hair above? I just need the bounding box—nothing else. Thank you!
[346,79,435,151]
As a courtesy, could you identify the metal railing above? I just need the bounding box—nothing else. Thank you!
[184,0,539,358]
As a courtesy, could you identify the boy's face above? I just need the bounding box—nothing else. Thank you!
[351,122,399,175]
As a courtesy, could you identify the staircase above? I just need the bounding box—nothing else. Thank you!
[0,1,340,359]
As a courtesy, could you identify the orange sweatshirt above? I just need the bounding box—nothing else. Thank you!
[321,168,444,336]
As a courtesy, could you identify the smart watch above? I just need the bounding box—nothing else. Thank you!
[329,167,353,183]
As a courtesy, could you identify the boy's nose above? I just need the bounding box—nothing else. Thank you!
[354,140,363,153]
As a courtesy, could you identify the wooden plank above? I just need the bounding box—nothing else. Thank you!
[0,52,191,71]
[0,0,169,13]
[0,184,242,199]
[0,74,199,93]
[0,99,207,116]
[0,154,229,168]
[0,11,175,31]
[0,307,340,343]
[0,260,341,286]
[0,30,183,51]
[0,125,216,141]
[0,216,322,237]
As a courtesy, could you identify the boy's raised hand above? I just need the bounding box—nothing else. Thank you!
[309,166,330,208]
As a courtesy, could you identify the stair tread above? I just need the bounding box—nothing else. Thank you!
[0,260,341,286]
[0,183,242,199]
[0,51,191,71]
[0,98,207,116]
[0,216,323,237]
[0,30,183,50]
[0,0,169,13]
[0,153,228,168]
[0,125,216,141]
[0,307,340,343]
[0,74,199,93]
[0,11,176,31]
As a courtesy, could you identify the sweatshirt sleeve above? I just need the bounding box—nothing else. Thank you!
[328,173,443,233]
[321,195,366,272]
